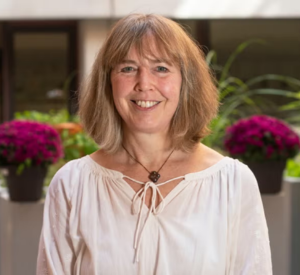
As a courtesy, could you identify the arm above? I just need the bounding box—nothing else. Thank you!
[36,164,76,275]
[226,162,272,275]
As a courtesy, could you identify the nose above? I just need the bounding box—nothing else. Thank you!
[135,68,154,92]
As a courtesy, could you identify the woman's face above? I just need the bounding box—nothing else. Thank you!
[110,40,182,136]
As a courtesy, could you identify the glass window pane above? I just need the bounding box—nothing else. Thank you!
[0,24,3,122]
[13,32,69,113]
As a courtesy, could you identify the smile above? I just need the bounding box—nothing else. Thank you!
[132,100,160,108]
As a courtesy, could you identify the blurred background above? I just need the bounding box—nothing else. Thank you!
[0,0,300,274]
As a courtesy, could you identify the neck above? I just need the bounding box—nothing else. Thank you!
[122,130,174,168]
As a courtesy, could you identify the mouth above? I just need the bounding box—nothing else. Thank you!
[131,100,160,108]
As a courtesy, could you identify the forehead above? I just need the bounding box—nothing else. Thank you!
[124,35,175,64]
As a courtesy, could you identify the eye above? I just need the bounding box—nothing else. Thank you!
[156,66,168,72]
[121,66,135,73]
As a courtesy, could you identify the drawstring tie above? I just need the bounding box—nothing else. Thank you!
[123,176,184,263]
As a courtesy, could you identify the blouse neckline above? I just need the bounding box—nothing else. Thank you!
[84,155,231,181]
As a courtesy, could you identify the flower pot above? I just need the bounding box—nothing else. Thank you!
[245,160,286,194]
[2,166,48,202]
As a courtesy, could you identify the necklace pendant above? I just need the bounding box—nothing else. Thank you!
[149,171,160,183]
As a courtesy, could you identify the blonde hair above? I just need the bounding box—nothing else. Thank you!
[79,14,219,154]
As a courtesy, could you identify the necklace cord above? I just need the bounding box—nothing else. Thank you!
[121,144,175,182]
[157,148,175,173]
[122,144,151,173]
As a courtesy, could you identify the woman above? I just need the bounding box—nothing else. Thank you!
[37,14,272,274]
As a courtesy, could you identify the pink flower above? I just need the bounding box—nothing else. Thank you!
[224,115,300,162]
[0,120,63,166]
[266,146,275,158]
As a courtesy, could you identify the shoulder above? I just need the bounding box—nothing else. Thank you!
[196,144,258,197]
[191,143,225,171]
[196,143,257,181]
[47,156,91,201]
[222,158,260,202]
[238,161,260,195]
[199,143,256,182]
[51,156,89,181]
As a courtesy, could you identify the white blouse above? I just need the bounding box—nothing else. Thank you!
[36,155,272,275]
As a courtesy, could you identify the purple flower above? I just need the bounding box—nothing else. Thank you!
[224,115,300,162]
[266,146,275,158]
[0,120,64,166]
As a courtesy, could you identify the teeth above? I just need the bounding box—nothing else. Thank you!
[136,101,159,108]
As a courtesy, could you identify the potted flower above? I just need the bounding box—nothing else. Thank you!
[0,120,63,201]
[224,115,300,193]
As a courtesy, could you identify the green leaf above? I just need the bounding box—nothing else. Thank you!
[16,164,25,175]
[280,100,300,111]
[24,158,32,167]
[245,74,300,88]
[219,39,265,83]
[206,50,217,66]
[286,158,300,178]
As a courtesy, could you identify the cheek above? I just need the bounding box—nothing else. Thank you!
[161,78,181,101]
[111,80,124,104]
[111,80,132,117]
[111,78,122,97]
[112,77,133,99]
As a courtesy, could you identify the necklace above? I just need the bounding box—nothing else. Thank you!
[122,144,175,183]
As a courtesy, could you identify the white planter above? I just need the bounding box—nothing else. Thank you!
[284,177,300,275]
[261,177,300,275]
[0,193,44,275]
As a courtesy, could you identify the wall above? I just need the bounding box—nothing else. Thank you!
[1,0,300,19]
[210,19,300,79]
[78,20,112,79]
[0,0,110,19]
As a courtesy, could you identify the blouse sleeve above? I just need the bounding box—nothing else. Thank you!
[36,163,76,275]
[226,162,273,275]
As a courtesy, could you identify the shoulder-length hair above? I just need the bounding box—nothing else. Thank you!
[79,14,219,154]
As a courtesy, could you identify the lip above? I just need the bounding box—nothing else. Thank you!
[130,100,161,111]
[131,99,160,102]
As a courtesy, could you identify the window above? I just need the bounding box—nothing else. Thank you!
[1,21,78,121]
